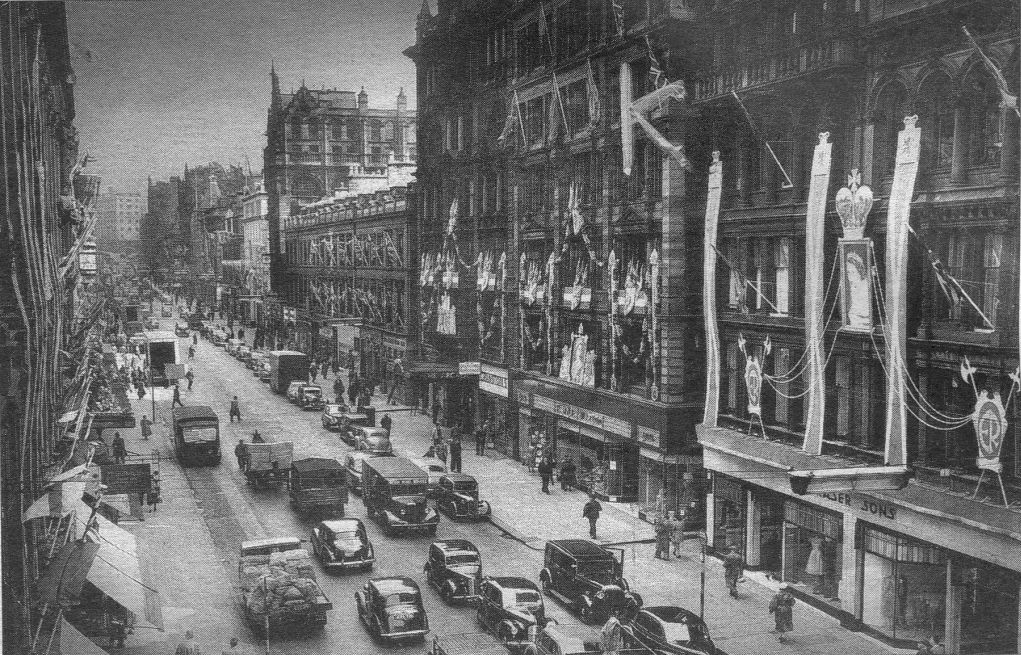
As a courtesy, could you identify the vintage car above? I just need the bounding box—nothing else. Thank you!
[297,385,325,410]
[344,451,390,494]
[286,380,306,403]
[337,411,374,445]
[321,403,349,430]
[475,576,546,645]
[235,345,252,362]
[423,539,481,604]
[410,456,446,496]
[246,351,264,370]
[622,606,718,655]
[310,518,374,572]
[257,363,271,383]
[174,325,191,338]
[225,338,243,355]
[435,473,491,521]
[211,330,228,347]
[427,633,507,655]
[355,426,393,455]
[355,577,429,643]
[361,457,439,536]
[539,540,642,624]
[523,623,602,655]
[144,317,160,330]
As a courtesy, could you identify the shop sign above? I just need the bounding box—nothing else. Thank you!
[479,364,509,398]
[101,463,151,495]
[532,395,631,437]
[637,426,660,445]
[459,361,481,376]
[817,492,897,521]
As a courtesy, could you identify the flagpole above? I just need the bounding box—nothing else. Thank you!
[906,225,995,329]
[731,91,794,188]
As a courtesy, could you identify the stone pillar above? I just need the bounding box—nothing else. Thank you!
[951,104,969,185]
[658,106,689,405]
[840,513,859,617]
[1000,102,1019,182]
[745,489,761,567]
[945,558,962,655]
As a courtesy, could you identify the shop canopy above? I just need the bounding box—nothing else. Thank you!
[58,617,109,655]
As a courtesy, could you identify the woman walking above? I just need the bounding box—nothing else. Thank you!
[769,583,796,643]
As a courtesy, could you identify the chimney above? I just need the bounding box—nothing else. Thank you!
[358,87,369,111]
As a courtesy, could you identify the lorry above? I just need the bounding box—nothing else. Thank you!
[238,537,332,636]
[124,304,140,323]
[171,406,221,466]
[239,440,294,487]
[267,350,310,395]
[139,330,181,387]
[288,457,348,516]
[361,457,440,536]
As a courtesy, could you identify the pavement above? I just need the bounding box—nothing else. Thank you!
[102,322,909,655]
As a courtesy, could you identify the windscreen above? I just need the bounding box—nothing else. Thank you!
[514,590,541,604]
[181,426,217,443]
[385,592,419,607]
[445,554,479,566]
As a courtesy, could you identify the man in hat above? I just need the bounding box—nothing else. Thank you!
[229,395,242,422]
[111,432,127,465]
[175,630,200,655]
[171,384,183,407]
[140,414,153,441]
[723,546,743,598]
[769,583,796,642]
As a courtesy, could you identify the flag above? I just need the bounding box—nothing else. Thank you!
[447,198,458,236]
[646,36,667,90]
[907,225,994,329]
[612,0,624,36]
[547,88,562,146]
[962,26,1019,117]
[497,95,516,147]
[586,59,601,127]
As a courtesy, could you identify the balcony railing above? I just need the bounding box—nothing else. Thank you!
[695,38,855,101]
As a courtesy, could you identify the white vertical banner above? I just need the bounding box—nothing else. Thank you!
[702,151,724,427]
[803,133,832,456]
[620,62,634,176]
[884,116,921,466]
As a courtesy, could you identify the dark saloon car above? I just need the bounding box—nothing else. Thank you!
[321,403,349,430]
[622,606,718,655]
[355,577,429,643]
[310,518,374,572]
[539,540,642,624]
[435,473,491,521]
[424,539,481,604]
[523,623,602,655]
[297,384,325,410]
[475,576,546,645]
[174,325,190,338]
[337,411,373,445]
[355,426,393,455]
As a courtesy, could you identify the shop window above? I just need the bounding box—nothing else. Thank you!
[783,501,843,610]
[957,557,1020,654]
[712,476,746,554]
[861,526,947,644]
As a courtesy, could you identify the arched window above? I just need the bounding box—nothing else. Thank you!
[871,82,907,178]
[964,69,1002,167]
[916,73,955,172]
[370,120,382,141]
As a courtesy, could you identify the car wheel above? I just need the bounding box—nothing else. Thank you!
[362,562,373,572]
[497,621,517,643]
[475,607,486,628]
[579,600,594,624]
[427,524,438,537]
[439,585,452,604]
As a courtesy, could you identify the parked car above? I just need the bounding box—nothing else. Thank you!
[355,426,393,455]
[622,606,718,655]
[424,539,481,604]
[144,317,160,330]
[211,331,228,347]
[410,457,446,496]
[523,623,602,655]
[475,576,546,645]
[427,633,507,655]
[321,403,350,430]
[539,540,642,624]
[235,345,252,362]
[435,473,491,521]
[257,363,271,383]
[225,338,243,355]
[246,351,263,370]
[286,380,306,403]
[174,325,190,338]
[337,411,373,445]
[298,385,325,410]
[344,451,378,495]
[310,518,374,572]
[355,577,429,643]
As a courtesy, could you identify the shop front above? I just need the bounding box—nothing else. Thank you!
[478,364,516,457]
[700,430,1021,653]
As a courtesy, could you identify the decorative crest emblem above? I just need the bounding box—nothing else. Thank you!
[835,169,873,240]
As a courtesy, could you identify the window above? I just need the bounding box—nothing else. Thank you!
[332,121,344,140]
[725,342,740,414]
[517,22,542,74]
[726,238,746,311]
[918,75,955,172]
[966,72,1003,167]
[523,97,546,147]
[308,118,320,140]
[774,238,791,315]
[290,117,303,139]
[571,152,591,204]
[370,120,382,141]
[555,0,587,61]
[872,84,908,178]
[563,79,590,134]
[982,232,1003,328]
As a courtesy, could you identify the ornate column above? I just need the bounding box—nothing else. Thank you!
[950,102,969,185]
[1000,101,1019,182]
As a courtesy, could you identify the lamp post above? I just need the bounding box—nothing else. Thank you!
[699,530,707,620]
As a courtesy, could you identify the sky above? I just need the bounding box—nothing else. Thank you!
[66,0,422,197]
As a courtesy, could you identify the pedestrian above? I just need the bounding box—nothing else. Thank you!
[147,471,160,511]
[559,457,577,491]
[237,328,244,341]
[172,384,183,407]
[474,425,486,456]
[234,439,246,468]
[538,455,554,494]
[137,382,146,401]
[357,386,370,410]
[192,332,198,346]
[229,395,241,422]
[140,415,153,441]
[221,636,241,655]
[321,360,329,380]
[347,349,356,371]
[309,362,318,383]
[332,358,341,376]
[175,630,200,655]
[111,432,127,465]
[188,344,195,359]
[333,377,345,403]
[448,433,462,473]
[185,369,195,391]
[431,399,442,425]
[347,381,358,406]
[380,413,393,434]
[654,513,672,560]
[670,509,686,557]
[582,495,602,539]
[769,583,796,642]
[723,545,744,598]
[600,614,623,655]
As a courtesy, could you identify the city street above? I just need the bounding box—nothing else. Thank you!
[119,329,579,654]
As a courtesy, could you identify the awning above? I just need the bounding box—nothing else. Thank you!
[23,481,87,522]
[58,617,109,655]
[34,541,100,606]
[403,362,460,379]
[73,504,164,630]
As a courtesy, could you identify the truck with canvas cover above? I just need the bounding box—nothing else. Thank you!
[288,457,348,516]
[238,537,332,636]
[361,457,439,536]
[139,330,180,387]
[239,440,294,487]
[268,350,310,394]
[172,406,221,466]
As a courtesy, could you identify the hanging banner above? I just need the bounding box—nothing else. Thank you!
[884,116,921,467]
[702,152,723,427]
[835,170,875,332]
[803,132,832,456]
[620,62,634,176]
[973,391,1008,471]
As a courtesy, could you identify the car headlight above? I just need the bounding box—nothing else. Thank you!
[595,589,606,600]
